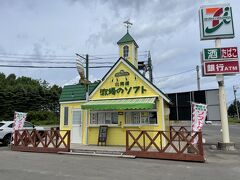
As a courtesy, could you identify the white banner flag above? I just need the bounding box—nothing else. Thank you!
[12,111,27,144]
[76,57,85,80]
[191,103,207,144]
[191,102,208,132]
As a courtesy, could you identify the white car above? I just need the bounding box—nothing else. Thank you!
[0,121,44,146]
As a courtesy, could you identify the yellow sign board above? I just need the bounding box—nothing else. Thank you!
[91,61,158,100]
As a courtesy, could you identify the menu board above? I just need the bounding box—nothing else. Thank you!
[90,112,98,124]
[98,126,108,146]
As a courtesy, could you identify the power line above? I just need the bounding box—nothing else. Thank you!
[0,56,75,61]
[0,51,148,59]
[0,51,149,69]
[0,60,74,64]
[0,59,115,65]
[0,65,112,69]
[0,53,75,58]
[0,56,117,62]
[155,69,195,81]
[89,55,119,60]
[89,54,147,60]
[81,51,148,57]
[0,55,147,62]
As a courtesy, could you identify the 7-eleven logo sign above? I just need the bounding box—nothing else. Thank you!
[199,4,234,40]
[205,7,231,33]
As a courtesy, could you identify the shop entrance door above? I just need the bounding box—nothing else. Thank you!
[71,109,82,144]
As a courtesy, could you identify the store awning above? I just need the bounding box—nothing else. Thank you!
[81,97,156,110]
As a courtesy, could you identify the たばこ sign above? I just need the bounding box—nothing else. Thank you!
[203,47,238,61]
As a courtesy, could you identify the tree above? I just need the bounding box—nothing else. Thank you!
[0,72,62,124]
[228,100,240,117]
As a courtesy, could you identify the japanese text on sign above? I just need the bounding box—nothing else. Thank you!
[191,103,207,144]
[12,111,27,144]
[191,103,207,132]
[100,86,147,96]
[203,47,238,60]
[204,60,239,75]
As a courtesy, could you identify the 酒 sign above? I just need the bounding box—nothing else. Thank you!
[203,47,238,61]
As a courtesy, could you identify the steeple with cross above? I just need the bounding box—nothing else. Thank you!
[117,20,139,68]
[123,20,133,33]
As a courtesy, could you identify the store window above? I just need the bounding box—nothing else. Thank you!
[135,47,137,59]
[64,107,69,125]
[125,111,157,125]
[123,45,129,58]
[90,111,118,125]
[72,110,81,125]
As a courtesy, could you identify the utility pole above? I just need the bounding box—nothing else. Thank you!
[85,54,89,145]
[196,65,200,91]
[200,0,235,150]
[148,51,153,83]
[233,85,239,121]
[76,53,89,145]
[215,39,230,144]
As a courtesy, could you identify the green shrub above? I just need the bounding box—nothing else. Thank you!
[26,111,59,125]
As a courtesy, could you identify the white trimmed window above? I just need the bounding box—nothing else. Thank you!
[123,45,129,58]
[90,111,118,125]
[125,111,157,125]
[72,110,82,125]
[64,107,69,125]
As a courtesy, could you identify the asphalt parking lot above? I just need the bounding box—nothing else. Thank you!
[0,123,239,180]
[203,123,240,149]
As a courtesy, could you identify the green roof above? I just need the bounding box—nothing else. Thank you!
[117,32,139,48]
[59,82,99,102]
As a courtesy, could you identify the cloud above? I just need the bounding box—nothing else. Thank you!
[155,48,187,64]
[66,0,147,12]
[0,0,38,11]
[68,0,200,45]
[16,33,29,40]
[0,45,5,53]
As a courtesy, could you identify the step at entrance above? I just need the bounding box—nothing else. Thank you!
[58,150,135,158]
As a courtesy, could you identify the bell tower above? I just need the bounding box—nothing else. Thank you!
[117,20,139,68]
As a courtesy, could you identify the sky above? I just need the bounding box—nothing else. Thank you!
[0,0,239,104]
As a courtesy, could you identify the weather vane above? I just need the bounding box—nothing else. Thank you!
[124,20,133,33]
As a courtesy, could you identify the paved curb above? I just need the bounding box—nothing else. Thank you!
[58,151,136,159]
[71,148,124,155]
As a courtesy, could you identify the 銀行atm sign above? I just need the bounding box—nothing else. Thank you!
[203,47,238,61]
[203,60,239,75]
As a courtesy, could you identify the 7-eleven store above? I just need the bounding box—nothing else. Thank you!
[59,31,171,146]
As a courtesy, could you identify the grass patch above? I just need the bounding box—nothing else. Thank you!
[228,117,240,124]
[31,119,59,126]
